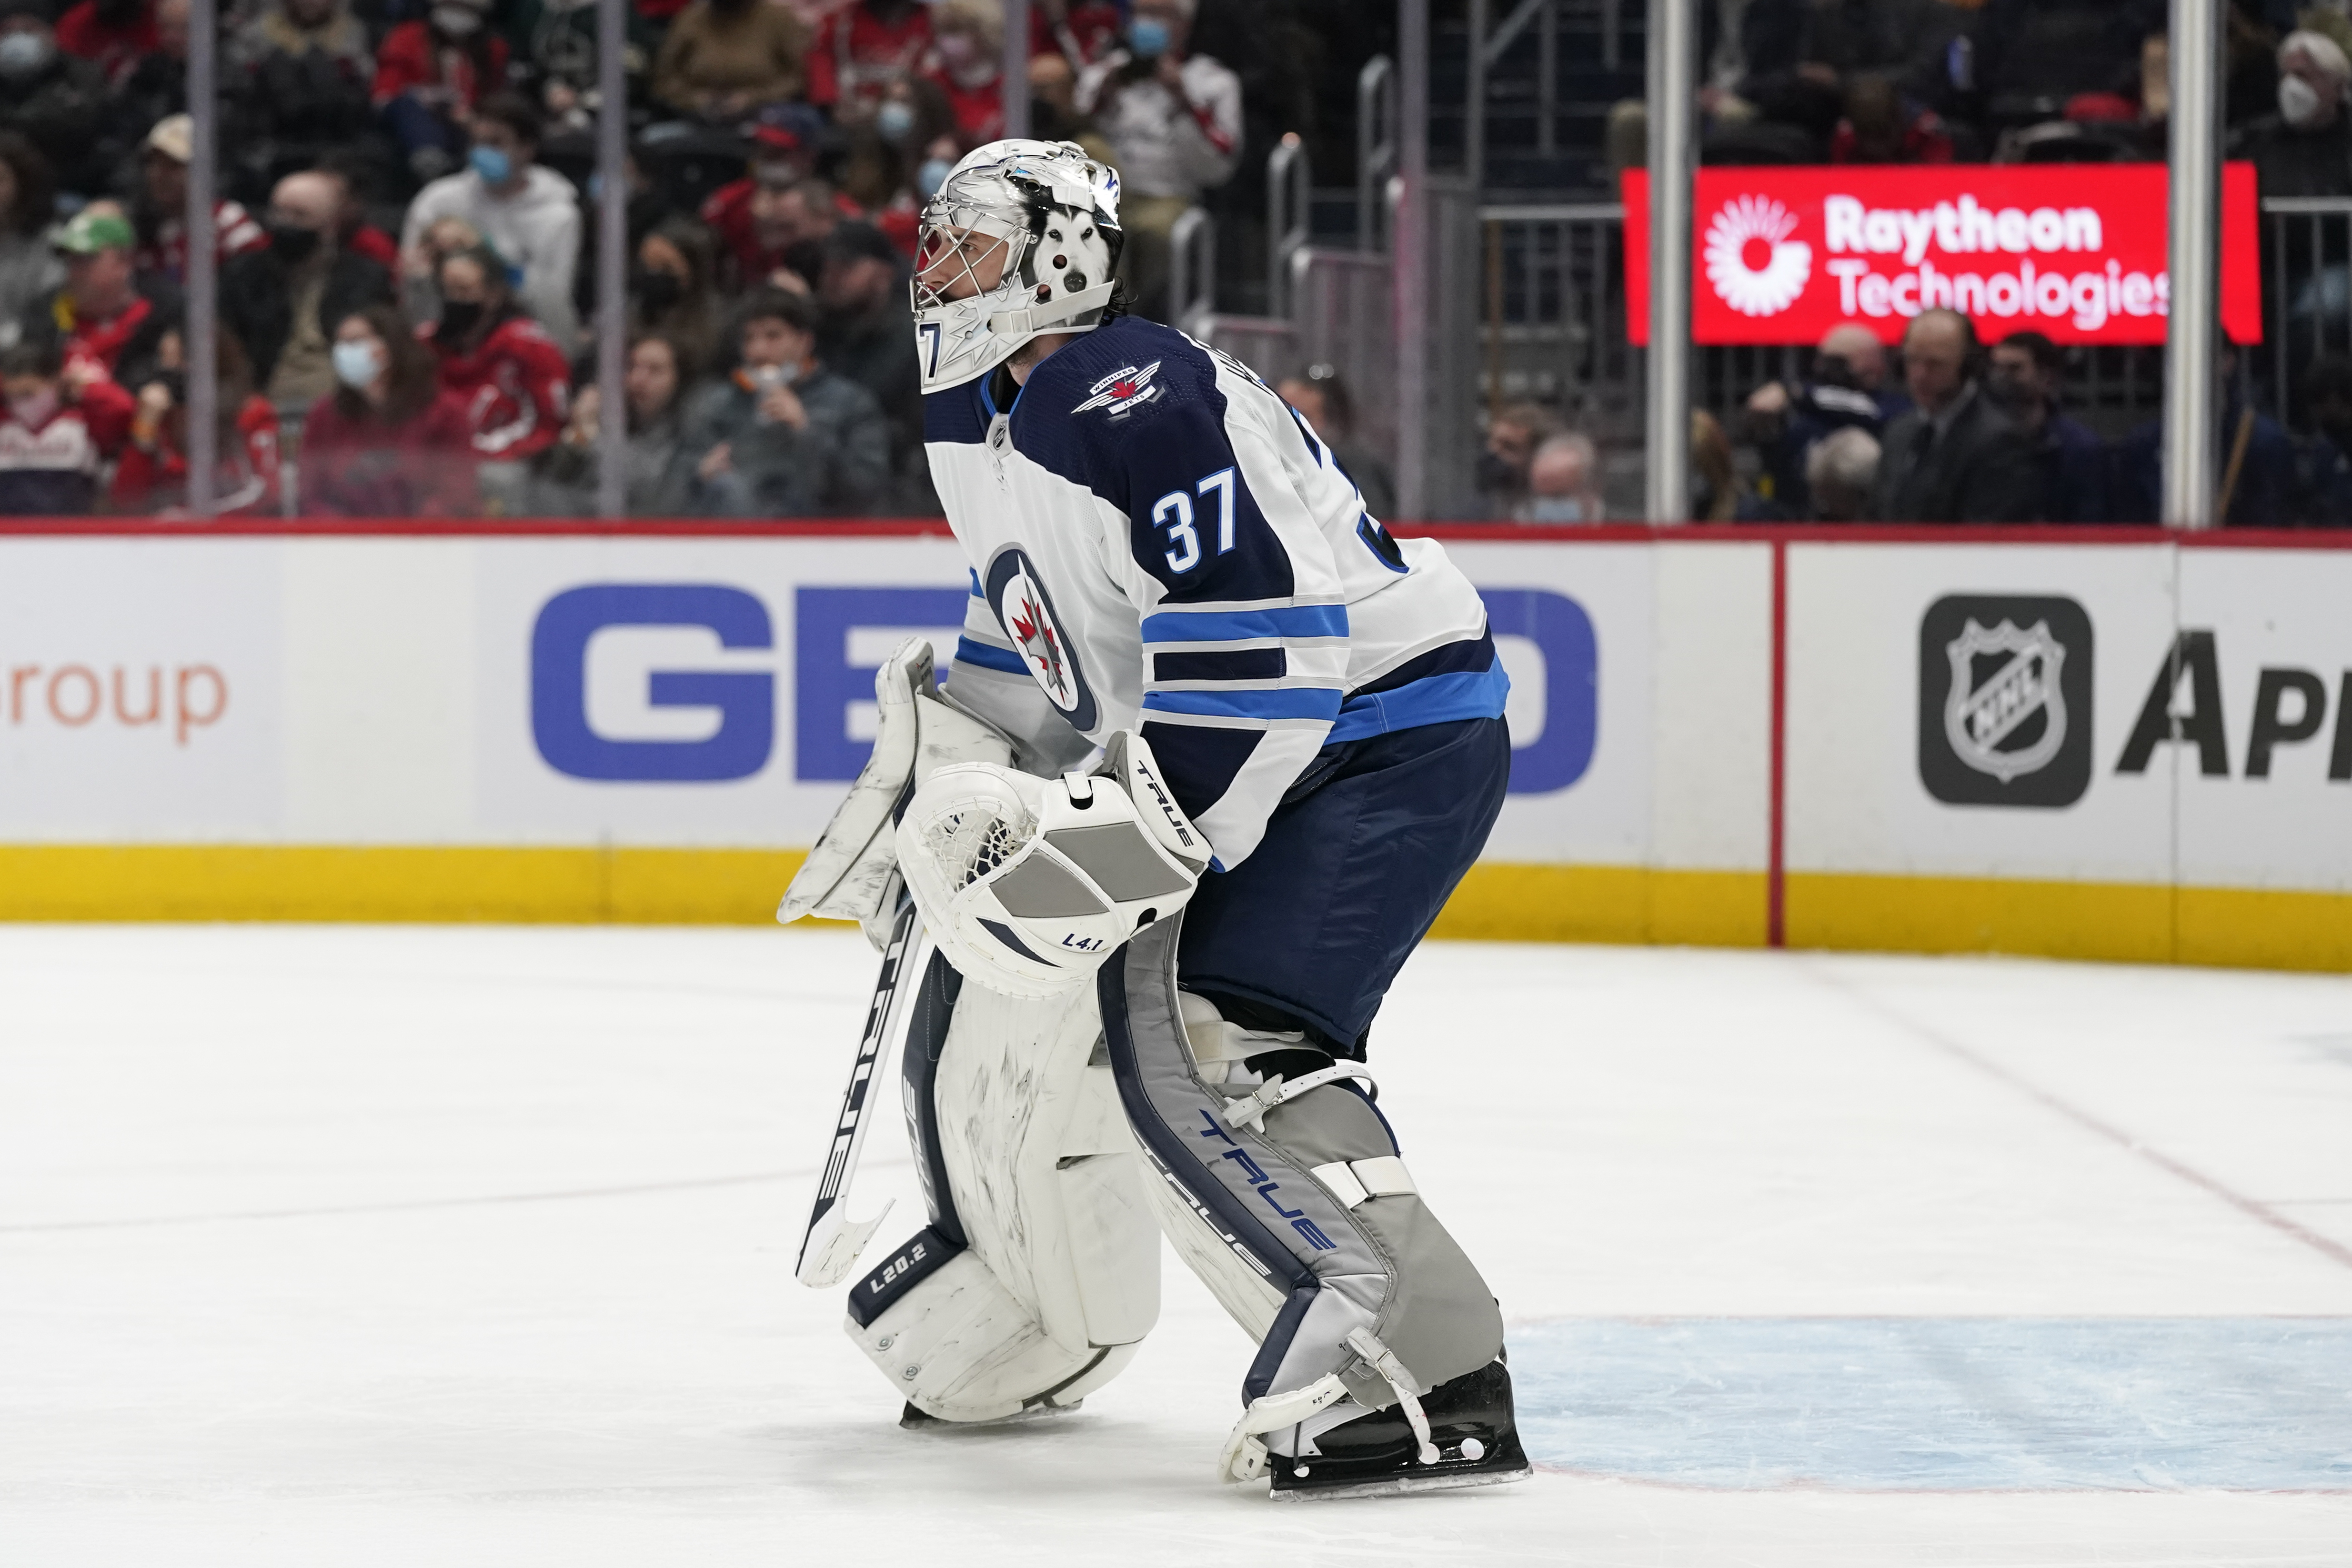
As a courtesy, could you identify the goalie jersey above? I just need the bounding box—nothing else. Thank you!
[925,313,1507,871]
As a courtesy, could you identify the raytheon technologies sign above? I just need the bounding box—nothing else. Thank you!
[1623,164,2262,347]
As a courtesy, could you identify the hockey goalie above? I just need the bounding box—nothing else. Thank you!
[778,139,1527,1500]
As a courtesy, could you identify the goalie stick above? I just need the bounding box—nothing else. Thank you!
[795,885,930,1287]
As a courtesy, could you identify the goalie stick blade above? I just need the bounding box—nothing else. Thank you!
[793,899,924,1288]
[797,1200,896,1288]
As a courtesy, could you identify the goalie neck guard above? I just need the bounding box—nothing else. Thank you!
[912,139,1124,394]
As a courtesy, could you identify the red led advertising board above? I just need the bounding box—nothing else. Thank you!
[1622,164,2262,346]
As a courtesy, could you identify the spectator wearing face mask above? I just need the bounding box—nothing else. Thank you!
[807,0,935,124]
[840,79,945,258]
[373,0,509,184]
[1476,401,1562,519]
[0,0,107,196]
[53,0,151,83]
[683,288,890,517]
[422,242,573,505]
[652,0,807,122]
[815,221,919,479]
[626,218,720,378]
[300,302,478,516]
[2230,31,2352,198]
[531,332,703,515]
[112,327,282,516]
[1745,322,1906,518]
[1074,0,1241,315]
[0,337,118,512]
[1275,364,1396,522]
[1987,331,2108,525]
[253,170,395,415]
[1519,432,1607,524]
[924,0,1006,146]
[0,134,62,354]
[402,94,583,348]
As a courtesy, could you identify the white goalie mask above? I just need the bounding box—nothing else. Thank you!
[895,734,1208,999]
[911,138,1124,394]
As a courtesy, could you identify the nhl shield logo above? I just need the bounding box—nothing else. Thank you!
[1943,619,2067,781]
[984,546,1099,732]
[1918,594,2093,808]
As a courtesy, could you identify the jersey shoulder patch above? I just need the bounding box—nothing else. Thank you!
[1009,319,1224,514]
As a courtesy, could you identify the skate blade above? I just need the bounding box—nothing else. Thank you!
[898,1398,1085,1433]
[1268,1462,1532,1503]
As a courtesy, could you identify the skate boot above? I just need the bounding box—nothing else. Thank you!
[1267,1358,1531,1501]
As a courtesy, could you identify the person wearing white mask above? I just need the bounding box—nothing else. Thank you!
[1074,0,1240,315]
[399,92,583,348]
[923,0,1006,145]
[2231,31,2352,198]
[297,303,477,515]
[1516,432,1607,524]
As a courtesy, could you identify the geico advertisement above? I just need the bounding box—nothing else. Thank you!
[0,539,277,837]
[1787,543,2352,893]
[475,536,1648,855]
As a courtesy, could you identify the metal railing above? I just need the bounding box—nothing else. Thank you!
[2263,195,2352,429]
[1167,206,1217,338]
[1357,56,1397,253]
[1266,135,1313,321]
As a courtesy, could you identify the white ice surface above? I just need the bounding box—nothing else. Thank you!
[4,927,2351,1564]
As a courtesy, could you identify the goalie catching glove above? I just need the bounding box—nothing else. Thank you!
[895,732,1210,999]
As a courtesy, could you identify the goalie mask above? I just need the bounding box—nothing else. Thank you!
[912,139,1124,394]
[895,734,1207,999]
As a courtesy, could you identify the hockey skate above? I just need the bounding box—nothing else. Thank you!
[1266,1360,1531,1502]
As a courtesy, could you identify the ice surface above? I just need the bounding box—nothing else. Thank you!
[3,926,2351,1565]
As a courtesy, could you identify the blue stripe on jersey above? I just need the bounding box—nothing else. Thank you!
[968,569,982,597]
[955,637,1029,676]
[1139,604,1349,644]
[1143,687,1344,723]
[1326,664,1510,744]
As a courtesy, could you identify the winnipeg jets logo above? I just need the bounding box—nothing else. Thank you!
[1072,361,1162,415]
[1007,586,1072,707]
[984,546,1098,731]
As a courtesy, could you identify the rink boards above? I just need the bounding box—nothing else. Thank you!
[0,521,2346,972]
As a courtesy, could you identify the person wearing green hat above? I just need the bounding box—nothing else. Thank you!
[30,206,182,392]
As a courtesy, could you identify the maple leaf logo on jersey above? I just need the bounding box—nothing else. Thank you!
[984,546,1098,731]
[1072,361,1163,415]
[1007,590,1070,704]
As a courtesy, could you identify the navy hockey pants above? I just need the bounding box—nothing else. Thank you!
[1176,715,1512,1058]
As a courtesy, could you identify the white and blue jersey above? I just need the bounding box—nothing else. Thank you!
[926,314,1505,871]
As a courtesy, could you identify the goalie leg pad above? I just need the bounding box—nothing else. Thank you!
[1103,921,1504,1425]
[846,945,1161,1423]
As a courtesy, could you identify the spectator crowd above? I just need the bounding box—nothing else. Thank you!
[1467,0,2352,528]
[0,0,1275,518]
[8,0,2352,525]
